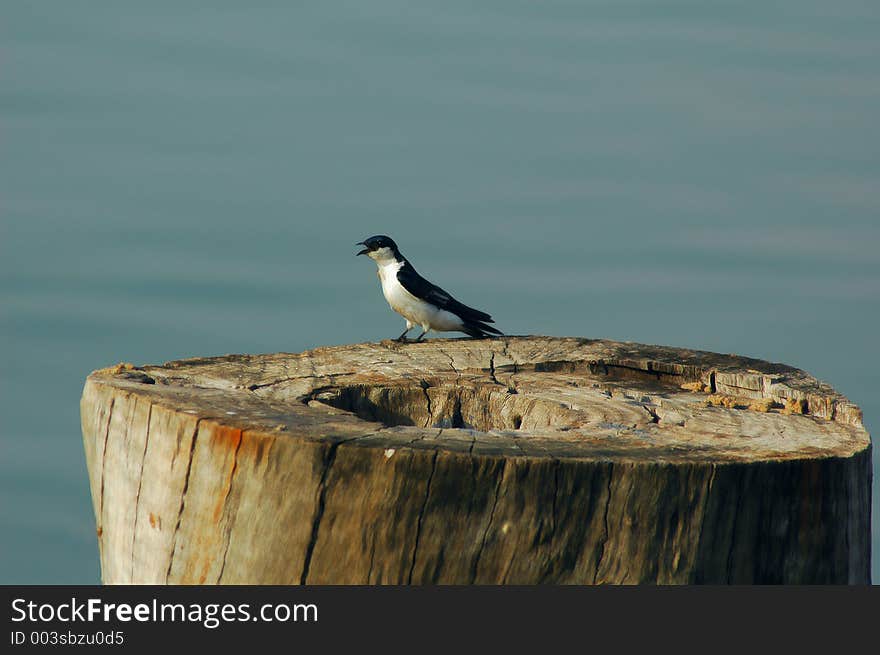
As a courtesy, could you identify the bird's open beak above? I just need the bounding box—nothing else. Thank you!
[356,241,370,256]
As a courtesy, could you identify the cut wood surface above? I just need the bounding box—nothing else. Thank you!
[80,336,872,584]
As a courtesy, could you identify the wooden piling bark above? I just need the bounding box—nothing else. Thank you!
[80,336,872,584]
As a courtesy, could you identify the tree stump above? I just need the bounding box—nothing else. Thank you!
[80,336,872,584]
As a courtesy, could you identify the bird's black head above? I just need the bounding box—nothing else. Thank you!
[356,235,400,258]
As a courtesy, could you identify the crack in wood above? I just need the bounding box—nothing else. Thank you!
[499,339,514,371]
[470,460,506,583]
[217,429,244,583]
[366,535,377,584]
[550,460,561,552]
[725,468,745,584]
[97,397,116,525]
[250,371,353,393]
[593,463,614,584]
[437,347,461,380]
[420,380,433,428]
[642,404,661,423]
[130,401,153,582]
[488,352,502,386]
[690,463,718,583]
[164,418,201,583]
[299,440,341,585]
[407,449,439,584]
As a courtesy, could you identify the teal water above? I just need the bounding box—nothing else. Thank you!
[1,2,877,583]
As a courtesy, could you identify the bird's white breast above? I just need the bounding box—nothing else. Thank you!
[375,259,463,331]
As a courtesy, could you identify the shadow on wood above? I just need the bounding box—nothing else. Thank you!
[80,336,872,584]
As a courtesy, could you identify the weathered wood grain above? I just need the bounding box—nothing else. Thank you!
[80,336,872,584]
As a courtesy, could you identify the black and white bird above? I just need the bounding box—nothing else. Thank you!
[356,235,503,342]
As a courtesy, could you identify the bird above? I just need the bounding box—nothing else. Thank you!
[356,235,503,342]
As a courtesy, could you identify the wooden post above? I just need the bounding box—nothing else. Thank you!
[80,337,871,584]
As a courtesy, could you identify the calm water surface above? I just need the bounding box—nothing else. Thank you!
[2,2,878,583]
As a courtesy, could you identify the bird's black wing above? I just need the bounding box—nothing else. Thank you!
[396,260,495,324]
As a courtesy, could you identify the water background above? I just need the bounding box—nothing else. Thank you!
[2,1,878,583]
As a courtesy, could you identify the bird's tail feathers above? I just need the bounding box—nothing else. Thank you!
[461,321,504,339]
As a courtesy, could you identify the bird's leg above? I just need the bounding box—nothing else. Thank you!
[396,322,413,342]
[415,328,429,342]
